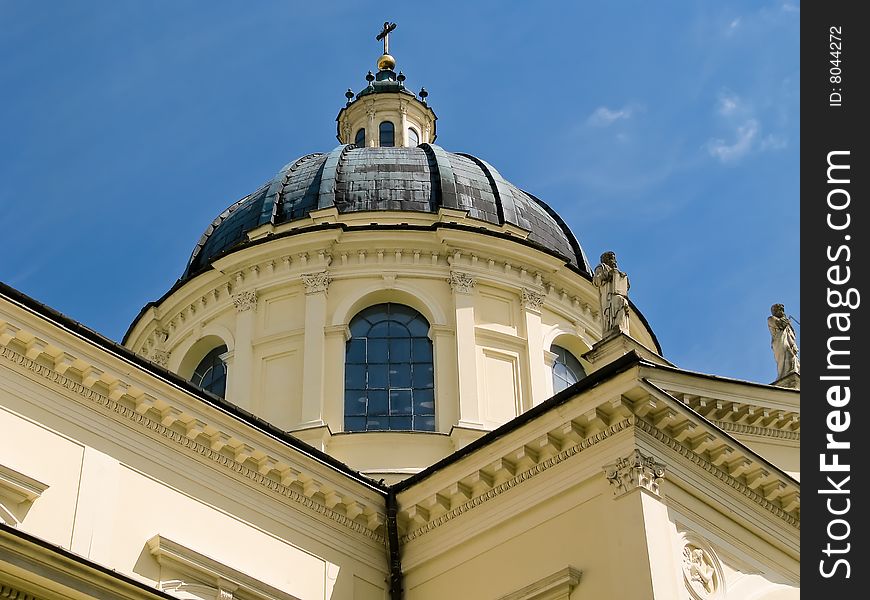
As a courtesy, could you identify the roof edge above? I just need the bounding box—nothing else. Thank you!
[0,280,388,495]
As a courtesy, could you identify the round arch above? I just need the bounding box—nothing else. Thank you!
[175,327,234,380]
[542,325,593,361]
[331,282,447,330]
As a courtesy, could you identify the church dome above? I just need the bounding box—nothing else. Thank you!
[183,144,591,281]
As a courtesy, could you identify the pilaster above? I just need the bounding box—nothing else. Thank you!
[323,324,350,429]
[447,271,482,428]
[521,288,549,406]
[300,272,331,426]
[229,290,257,410]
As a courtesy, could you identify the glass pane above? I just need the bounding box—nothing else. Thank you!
[414,388,435,415]
[345,416,366,432]
[389,417,412,430]
[408,128,419,146]
[390,364,412,387]
[345,390,367,416]
[367,416,388,430]
[368,339,389,362]
[368,390,389,415]
[349,317,371,337]
[388,320,411,337]
[354,128,366,147]
[412,338,433,362]
[415,416,436,431]
[390,389,412,415]
[407,317,429,337]
[413,363,434,388]
[389,338,411,361]
[368,364,389,388]
[390,305,415,323]
[345,364,366,388]
[369,322,390,338]
[362,305,389,321]
[379,121,395,147]
[346,339,366,363]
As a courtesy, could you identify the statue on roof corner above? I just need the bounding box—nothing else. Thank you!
[593,251,630,337]
[769,303,800,379]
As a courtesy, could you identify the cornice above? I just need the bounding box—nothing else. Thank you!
[400,417,634,543]
[395,377,799,545]
[128,232,604,354]
[0,339,385,544]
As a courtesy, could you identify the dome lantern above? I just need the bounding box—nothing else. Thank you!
[336,21,437,147]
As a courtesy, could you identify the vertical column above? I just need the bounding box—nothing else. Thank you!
[300,271,331,427]
[522,288,549,407]
[229,290,257,411]
[448,271,482,428]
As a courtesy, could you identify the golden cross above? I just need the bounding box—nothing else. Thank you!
[376,21,397,54]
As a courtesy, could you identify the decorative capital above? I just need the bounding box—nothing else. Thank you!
[521,288,545,312]
[447,271,475,294]
[604,449,665,497]
[150,350,171,368]
[301,271,332,295]
[232,290,258,312]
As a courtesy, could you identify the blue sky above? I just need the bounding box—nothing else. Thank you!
[0,1,799,384]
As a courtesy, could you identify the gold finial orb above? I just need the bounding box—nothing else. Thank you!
[377,53,396,71]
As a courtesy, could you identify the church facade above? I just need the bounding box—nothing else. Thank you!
[1,28,799,600]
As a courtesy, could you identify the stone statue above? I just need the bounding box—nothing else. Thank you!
[768,303,799,379]
[592,251,630,336]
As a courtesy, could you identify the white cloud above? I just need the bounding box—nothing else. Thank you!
[587,106,633,127]
[781,2,799,12]
[729,17,741,30]
[717,93,740,116]
[706,119,759,163]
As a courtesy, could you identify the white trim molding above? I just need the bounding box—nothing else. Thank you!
[146,535,301,600]
[496,566,582,600]
[0,463,48,526]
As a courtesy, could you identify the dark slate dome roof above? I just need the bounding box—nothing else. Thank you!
[183,144,591,279]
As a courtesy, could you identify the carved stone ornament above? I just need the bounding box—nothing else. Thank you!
[603,449,666,497]
[680,533,724,600]
[150,350,171,368]
[232,290,258,312]
[447,271,475,294]
[301,271,332,295]
[521,288,545,311]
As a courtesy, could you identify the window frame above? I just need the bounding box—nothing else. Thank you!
[344,303,435,432]
[378,121,395,147]
[190,344,228,398]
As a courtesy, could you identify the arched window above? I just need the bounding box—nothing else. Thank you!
[191,345,228,398]
[379,121,395,147]
[551,345,586,393]
[354,128,366,147]
[345,303,435,431]
[407,127,419,147]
